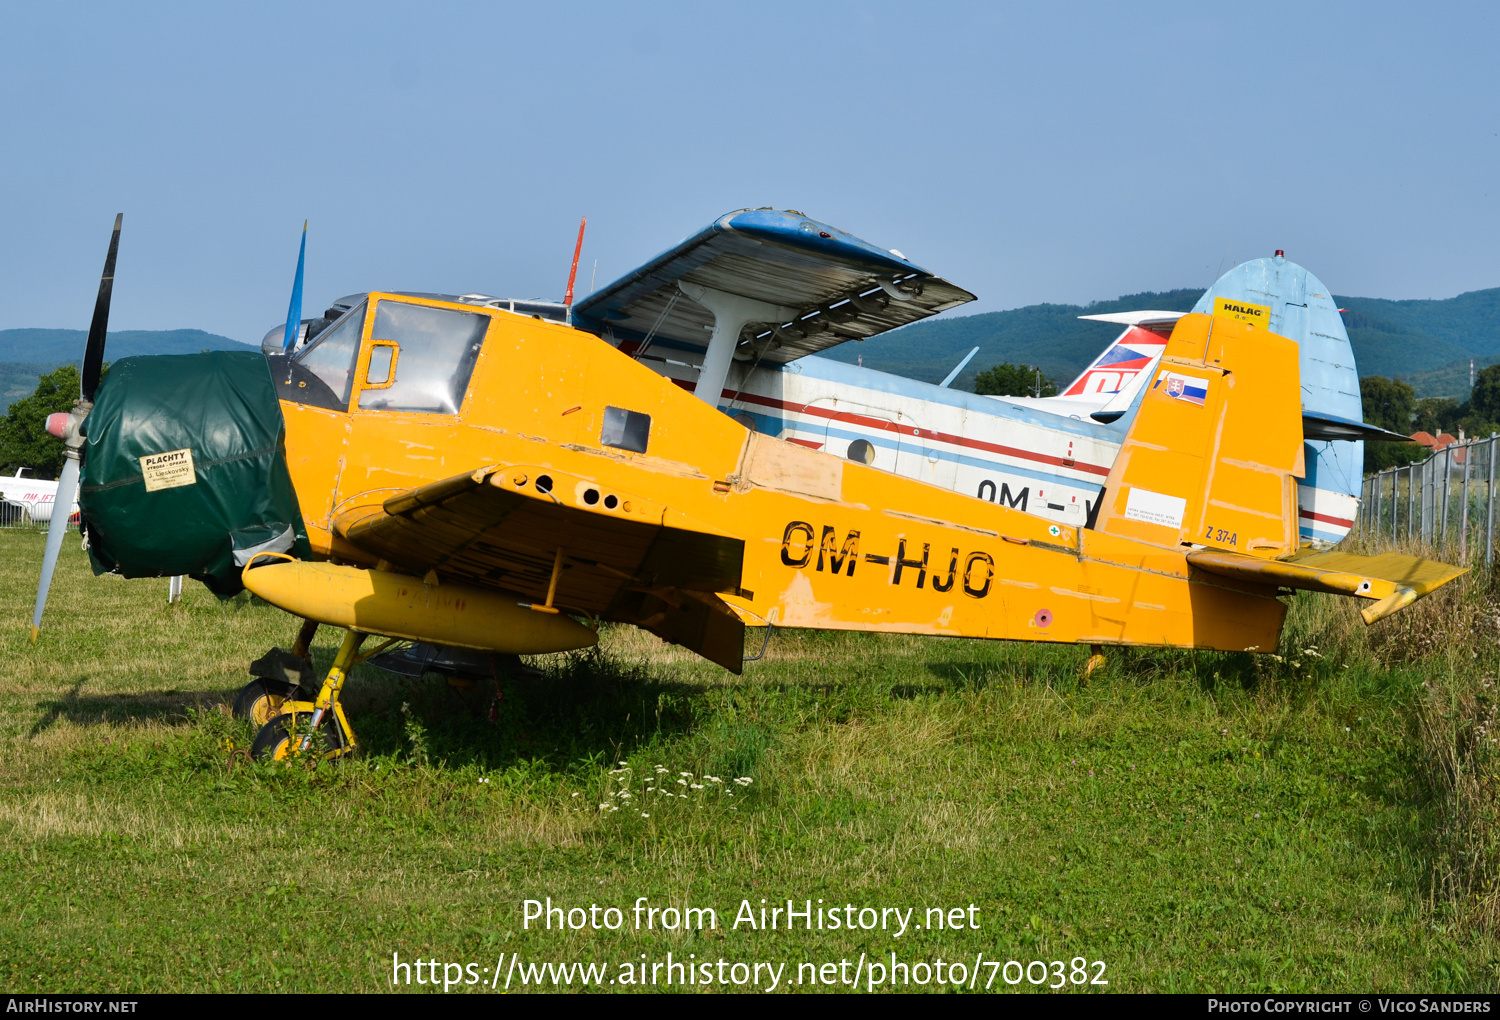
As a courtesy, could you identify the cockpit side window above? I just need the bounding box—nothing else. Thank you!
[294,301,368,406]
[357,301,489,414]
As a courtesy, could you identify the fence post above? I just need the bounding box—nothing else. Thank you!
[1409,461,1416,544]
[1391,466,1399,539]
[1462,442,1474,563]
[1482,435,1494,570]
[1441,446,1452,552]
[1374,469,1384,547]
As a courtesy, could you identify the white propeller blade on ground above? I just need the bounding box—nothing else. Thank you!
[30,455,80,642]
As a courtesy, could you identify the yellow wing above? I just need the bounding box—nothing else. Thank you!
[332,465,750,672]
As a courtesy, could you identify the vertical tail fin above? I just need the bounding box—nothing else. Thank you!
[1192,257,1360,546]
[1093,313,1303,558]
[1060,321,1172,398]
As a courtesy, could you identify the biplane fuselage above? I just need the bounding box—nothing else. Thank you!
[265,291,1376,673]
[34,214,1455,762]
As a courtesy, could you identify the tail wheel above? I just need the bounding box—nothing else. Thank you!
[233,678,311,728]
[250,711,347,762]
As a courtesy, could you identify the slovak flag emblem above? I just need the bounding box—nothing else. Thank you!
[1155,370,1208,406]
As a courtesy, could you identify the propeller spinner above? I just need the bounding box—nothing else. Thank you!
[31,214,122,642]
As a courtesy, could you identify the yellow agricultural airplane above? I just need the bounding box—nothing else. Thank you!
[30,216,1465,760]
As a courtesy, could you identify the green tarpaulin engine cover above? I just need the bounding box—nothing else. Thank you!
[80,351,311,596]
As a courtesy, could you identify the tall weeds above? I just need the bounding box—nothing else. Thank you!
[1325,535,1500,928]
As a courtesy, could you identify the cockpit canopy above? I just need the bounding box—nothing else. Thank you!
[260,292,568,356]
[269,293,514,415]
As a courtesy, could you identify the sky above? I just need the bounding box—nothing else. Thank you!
[2,1,1497,343]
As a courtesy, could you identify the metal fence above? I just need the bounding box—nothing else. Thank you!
[0,501,38,529]
[0,502,75,530]
[1357,434,1500,566]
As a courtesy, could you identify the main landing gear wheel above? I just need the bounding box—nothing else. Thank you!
[250,711,347,762]
[232,678,313,728]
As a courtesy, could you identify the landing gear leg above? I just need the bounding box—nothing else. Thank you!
[1084,644,1107,679]
[301,629,367,755]
[291,617,320,664]
[251,629,365,760]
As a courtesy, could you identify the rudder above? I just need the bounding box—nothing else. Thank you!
[1093,313,1303,558]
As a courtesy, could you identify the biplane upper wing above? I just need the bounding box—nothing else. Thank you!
[333,466,750,672]
[571,208,975,365]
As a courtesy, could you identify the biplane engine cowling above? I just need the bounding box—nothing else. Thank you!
[78,351,312,596]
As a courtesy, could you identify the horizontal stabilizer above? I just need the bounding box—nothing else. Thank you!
[1077,310,1186,335]
[1187,548,1466,624]
[572,209,974,364]
[1302,410,1412,443]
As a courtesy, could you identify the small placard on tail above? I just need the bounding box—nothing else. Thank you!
[1212,296,1271,328]
[139,448,196,492]
[1123,486,1186,529]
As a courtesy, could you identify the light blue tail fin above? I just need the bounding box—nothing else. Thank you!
[1192,256,1362,547]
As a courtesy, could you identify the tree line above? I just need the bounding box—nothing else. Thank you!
[0,364,83,479]
[1360,365,1500,472]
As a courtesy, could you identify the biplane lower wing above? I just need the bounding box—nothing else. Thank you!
[333,466,749,672]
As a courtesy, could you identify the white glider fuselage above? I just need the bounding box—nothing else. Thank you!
[0,469,74,524]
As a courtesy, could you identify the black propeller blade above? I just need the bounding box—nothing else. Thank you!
[79,213,122,403]
[31,214,121,642]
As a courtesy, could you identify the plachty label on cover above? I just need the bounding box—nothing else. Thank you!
[140,448,196,492]
[1123,486,1186,529]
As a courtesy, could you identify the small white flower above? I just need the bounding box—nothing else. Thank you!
[572,792,580,797]
[677,778,688,786]
[690,784,704,789]
[680,771,693,777]
[641,813,649,818]
[618,761,628,766]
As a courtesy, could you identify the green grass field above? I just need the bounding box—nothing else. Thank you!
[1,528,1496,993]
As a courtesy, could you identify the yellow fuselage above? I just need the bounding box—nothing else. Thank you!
[278,294,1306,655]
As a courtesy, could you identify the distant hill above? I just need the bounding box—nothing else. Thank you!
[0,329,251,410]
[3,285,1496,412]
[818,289,1203,391]
[819,286,1500,399]
[1336,290,1500,398]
